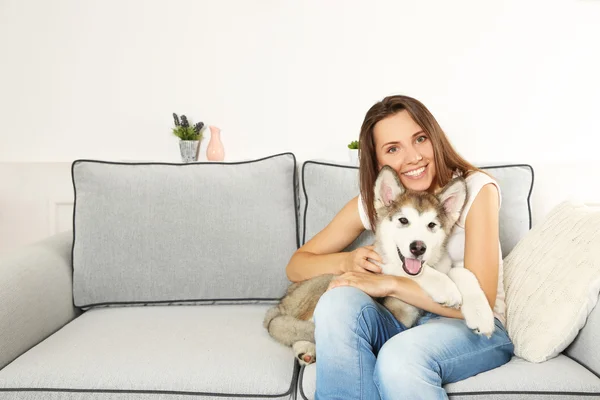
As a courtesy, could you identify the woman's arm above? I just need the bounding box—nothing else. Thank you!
[388,276,464,319]
[286,196,382,283]
[463,183,500,307]
[327,271,463,318]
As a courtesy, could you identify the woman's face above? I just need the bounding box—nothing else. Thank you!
[373,110,436,192]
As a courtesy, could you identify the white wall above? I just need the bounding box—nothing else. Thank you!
[1,0,600,252]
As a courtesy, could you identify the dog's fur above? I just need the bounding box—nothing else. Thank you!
[264,166,495,365]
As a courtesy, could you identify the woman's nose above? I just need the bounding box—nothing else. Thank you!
[405,145,421,163]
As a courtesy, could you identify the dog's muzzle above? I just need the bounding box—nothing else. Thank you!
[397,247,424,276]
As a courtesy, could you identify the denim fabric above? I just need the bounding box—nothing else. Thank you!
[314,286,514,400]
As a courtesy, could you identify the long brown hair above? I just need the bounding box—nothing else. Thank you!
[358,95,483,231]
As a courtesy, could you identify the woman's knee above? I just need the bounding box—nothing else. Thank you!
[313,286,375,327]
[374,335,440,386]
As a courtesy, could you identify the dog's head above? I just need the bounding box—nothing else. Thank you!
[374,165,467,277]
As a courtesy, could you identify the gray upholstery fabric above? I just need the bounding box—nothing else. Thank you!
[0,305,298,399]
[446,355,600,397]
[565,294,600,379]
[301,161,533,257]
[479,164,534,257]
[301,161,374,250]
[299,355,600,400]
[0,394,293,400]
[0,231,80,370]
[71,153,299,308]
[449,394,599,399]
[298,365,316,400]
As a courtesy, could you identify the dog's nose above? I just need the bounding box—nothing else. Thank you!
[410,241,426,257]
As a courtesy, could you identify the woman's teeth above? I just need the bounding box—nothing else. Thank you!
[403,166,426,177]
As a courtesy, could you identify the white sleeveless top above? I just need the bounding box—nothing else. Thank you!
[357,171,506,326]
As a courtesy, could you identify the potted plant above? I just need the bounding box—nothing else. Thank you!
[347,140,359,165]
[172,113,206,162]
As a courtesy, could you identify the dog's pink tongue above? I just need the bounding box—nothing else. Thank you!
[405,258,422,274]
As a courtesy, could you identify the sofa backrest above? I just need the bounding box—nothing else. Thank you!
[300,161,534,258]
[71,154,534,309]
[71,153,299,309]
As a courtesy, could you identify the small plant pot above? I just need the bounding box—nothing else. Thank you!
[179,140,200,163]
[348,149,359,166]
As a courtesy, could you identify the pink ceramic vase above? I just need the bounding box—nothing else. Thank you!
[206,126,225,161]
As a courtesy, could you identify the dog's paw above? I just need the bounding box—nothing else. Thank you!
[461,299,495,338]
[292,340,316,366]
[431,283,462,309]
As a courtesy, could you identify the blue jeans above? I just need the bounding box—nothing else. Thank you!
[313,286,514,400]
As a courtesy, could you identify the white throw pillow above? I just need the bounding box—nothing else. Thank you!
[504,201,600,363]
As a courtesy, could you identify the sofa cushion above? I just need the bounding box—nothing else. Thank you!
[479,164,534,257]
[301,161,374,250]
[301,161,533,257]
[0,305,298,399]
[565,293,600,379]
[503,201,600,363]
[71,153,299,308]
[298,355,600,400]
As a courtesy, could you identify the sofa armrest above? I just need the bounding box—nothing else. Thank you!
[0,231,81,370]
[565,294,600,378]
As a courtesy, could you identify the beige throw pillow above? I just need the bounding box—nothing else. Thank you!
[504,201,600,363]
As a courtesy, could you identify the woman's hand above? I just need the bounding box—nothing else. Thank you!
[342,245,383,274]
[327,271,397,298]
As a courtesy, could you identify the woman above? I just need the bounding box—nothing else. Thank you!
[285,95,514,400]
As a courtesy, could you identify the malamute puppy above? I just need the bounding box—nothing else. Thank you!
[264,166,495,365]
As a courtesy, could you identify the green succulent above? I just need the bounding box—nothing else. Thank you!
[347,140,359,149]
[172,113,205,141]
[172,126,202,141]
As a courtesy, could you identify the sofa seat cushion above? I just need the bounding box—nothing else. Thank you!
[298,355,600,400]
[0,305,297,399]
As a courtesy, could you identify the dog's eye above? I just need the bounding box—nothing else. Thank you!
[399,217,409,225]
[428,222,437,229]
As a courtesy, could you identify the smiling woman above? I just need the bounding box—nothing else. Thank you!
[285,94,513,400]
[358,97,485,233]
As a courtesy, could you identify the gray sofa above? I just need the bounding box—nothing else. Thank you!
[0,152,598,399]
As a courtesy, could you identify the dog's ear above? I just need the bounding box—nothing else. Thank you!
[374,165,404,209]
[438,177,468,224]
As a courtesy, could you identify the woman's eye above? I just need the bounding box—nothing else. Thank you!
[428,222,436,229]
[399,217,409,225]
[387,146,398,154]
[416,135,427,144]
